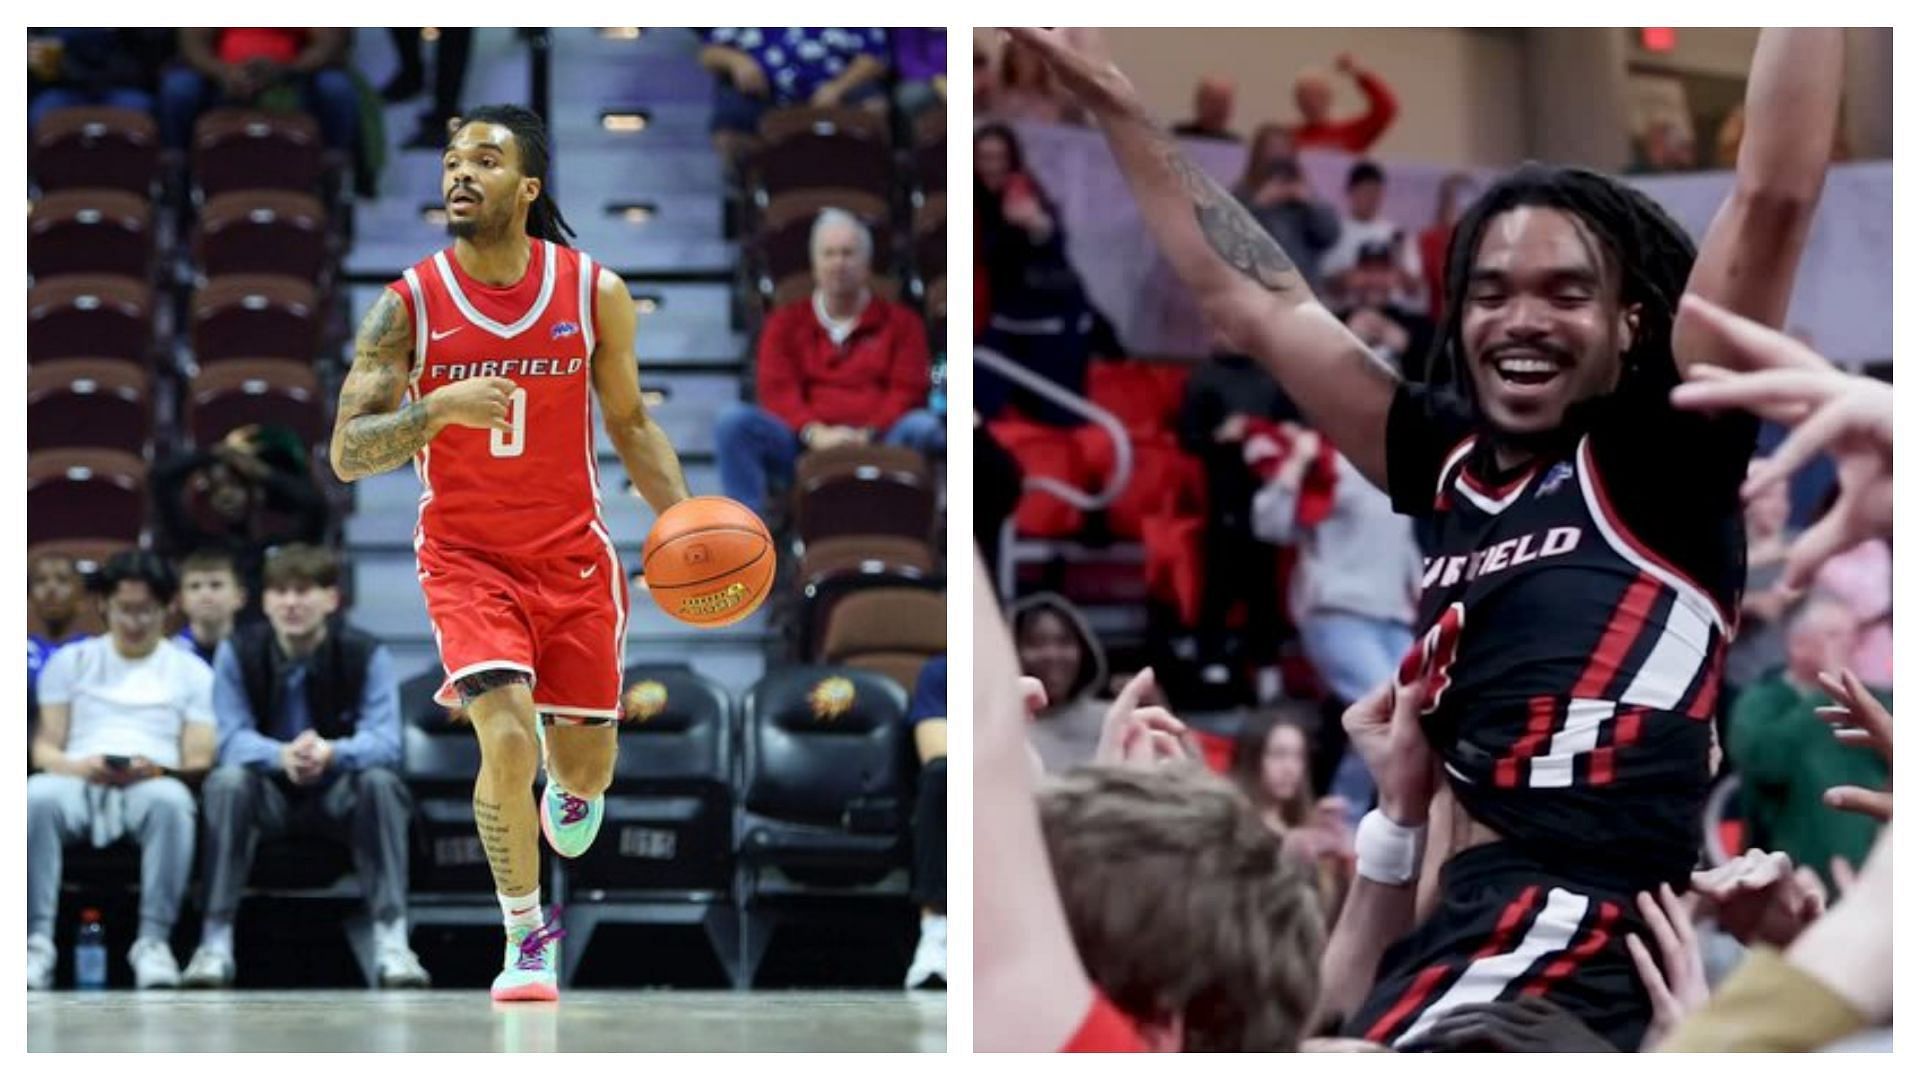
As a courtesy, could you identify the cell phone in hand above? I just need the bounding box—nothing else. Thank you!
[103,755,132,771]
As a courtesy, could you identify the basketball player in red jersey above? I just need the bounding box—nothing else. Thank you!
[328,105,690,1002]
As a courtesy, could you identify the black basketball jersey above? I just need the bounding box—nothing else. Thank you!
[1386,364,1757,887]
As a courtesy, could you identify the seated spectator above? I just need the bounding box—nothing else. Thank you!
[989,36,1084,125]
[699,28,889,165]
[182,545,426,989]
[1247,423,1422,824]
[1321,161,1425,312]
[1288,53,1397,153]
[1233,125,1340,297]
[715,209,940,516]
[1725,461,1798,705]
[904,656,948,990]
[1728,595,1889,892]
[27,551,214,991]
[1229,705,1355,922]
[173,550,247,667]
[159,29,358,156]
[28,29,174,132]
[975,124,1098,424]
[28,554,91,698]
[1010,593,1108,772]
[1171,76,1240,142]
[890,28,946,121]
[380,27,474,150]
[152,424,330,611]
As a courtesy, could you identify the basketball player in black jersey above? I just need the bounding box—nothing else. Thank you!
[1006,27,1844,1048]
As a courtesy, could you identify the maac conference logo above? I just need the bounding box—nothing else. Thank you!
[623,680,669,724]
[808,676,856,722]
[551,321,581,340]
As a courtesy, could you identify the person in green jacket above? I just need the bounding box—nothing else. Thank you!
[1728,593,1888,891]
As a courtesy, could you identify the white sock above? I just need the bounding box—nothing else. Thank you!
[374,917,409,953]
[200,920,235,956]
[499,889,543,931]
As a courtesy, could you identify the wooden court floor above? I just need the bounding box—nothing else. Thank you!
[28,989,947,1052]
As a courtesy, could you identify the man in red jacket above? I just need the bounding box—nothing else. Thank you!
[1289,53,1398,154]
[716,208,942,514]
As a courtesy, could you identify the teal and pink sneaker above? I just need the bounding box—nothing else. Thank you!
[490,913,564,1003]
[534,721,605,858]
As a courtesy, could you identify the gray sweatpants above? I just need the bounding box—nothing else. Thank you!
[27,773,197,941]
[198,765,413,926]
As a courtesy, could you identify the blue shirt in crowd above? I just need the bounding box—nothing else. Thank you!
[907,655,946,727]
[212,637,402,774]
[704,28,886,102]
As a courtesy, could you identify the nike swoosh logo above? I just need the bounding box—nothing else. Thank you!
[430,327,462,341]
[579,565,597,579]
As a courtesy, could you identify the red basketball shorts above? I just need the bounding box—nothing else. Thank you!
[417,533,629,720]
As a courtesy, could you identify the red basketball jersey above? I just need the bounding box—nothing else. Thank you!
[387,239,610,557]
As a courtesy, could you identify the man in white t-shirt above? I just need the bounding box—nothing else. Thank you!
[1320,160,1425,313]
[27,551,216,991]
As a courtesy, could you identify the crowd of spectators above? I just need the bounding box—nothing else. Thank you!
[27,546,427,991]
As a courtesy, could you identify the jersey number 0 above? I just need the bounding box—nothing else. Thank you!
[490,386,529,458]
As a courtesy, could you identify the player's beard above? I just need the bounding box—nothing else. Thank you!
[447,200,510,244]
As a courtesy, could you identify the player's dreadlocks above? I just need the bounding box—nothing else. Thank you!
[1427,162,1697,405]
[459,104,576,247]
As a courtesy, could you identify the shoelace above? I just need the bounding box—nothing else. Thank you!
[513,911,566,972]
[558,792,591,826]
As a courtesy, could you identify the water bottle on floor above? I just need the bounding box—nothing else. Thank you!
[75,908,108,990]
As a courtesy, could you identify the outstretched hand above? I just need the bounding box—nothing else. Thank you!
[1669,296,1891,589]
[1000,28,1133,114]
[1689,848,1825,947]
[1625,882,1710,1050]
[1093,667,1192,768]
[1815,668,1892,821]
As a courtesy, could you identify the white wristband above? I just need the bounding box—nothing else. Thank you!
[1355,808,1426,886]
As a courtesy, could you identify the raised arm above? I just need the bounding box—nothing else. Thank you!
[1674,28,1843,373]
[329,290,513,482]
[591,270,691,516]
[1004,28,1397,487]
[973,552,1097,1052]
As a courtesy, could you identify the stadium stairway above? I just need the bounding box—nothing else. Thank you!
[343,28,767,691]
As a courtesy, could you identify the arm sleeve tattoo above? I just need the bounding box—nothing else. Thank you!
[334,291,432,479]
[1153,130,1301,294]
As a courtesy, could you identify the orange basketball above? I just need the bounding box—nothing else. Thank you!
[640,496,776,627]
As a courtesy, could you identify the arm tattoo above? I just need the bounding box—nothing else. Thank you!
[1153,130,1299,293]
[334,292,432,478]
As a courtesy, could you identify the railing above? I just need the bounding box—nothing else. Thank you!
[975,346,1134,597]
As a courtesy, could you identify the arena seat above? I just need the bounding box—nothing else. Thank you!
[754,106,888,147]
[192,109,323,196]
[27,359,151,456]
[756,187,890,234]
[31,106,160,195]
[559,666,739,988]
[792,444,936,544]
[1079,429,1207,541]
[190,275,320,366]
[27,276,152,366]
[985,416,1095,538]
[753,213,893,291]
[27,449,148,547]
[750,134,894,205]
[196,190,330,282]
[798,536,939,657]
[1086,358,1191,437]
[734,665,912,987]
[818,589,945,692]
[184,361,326,449]
[28,189,153,281]
[913,136,945,195]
